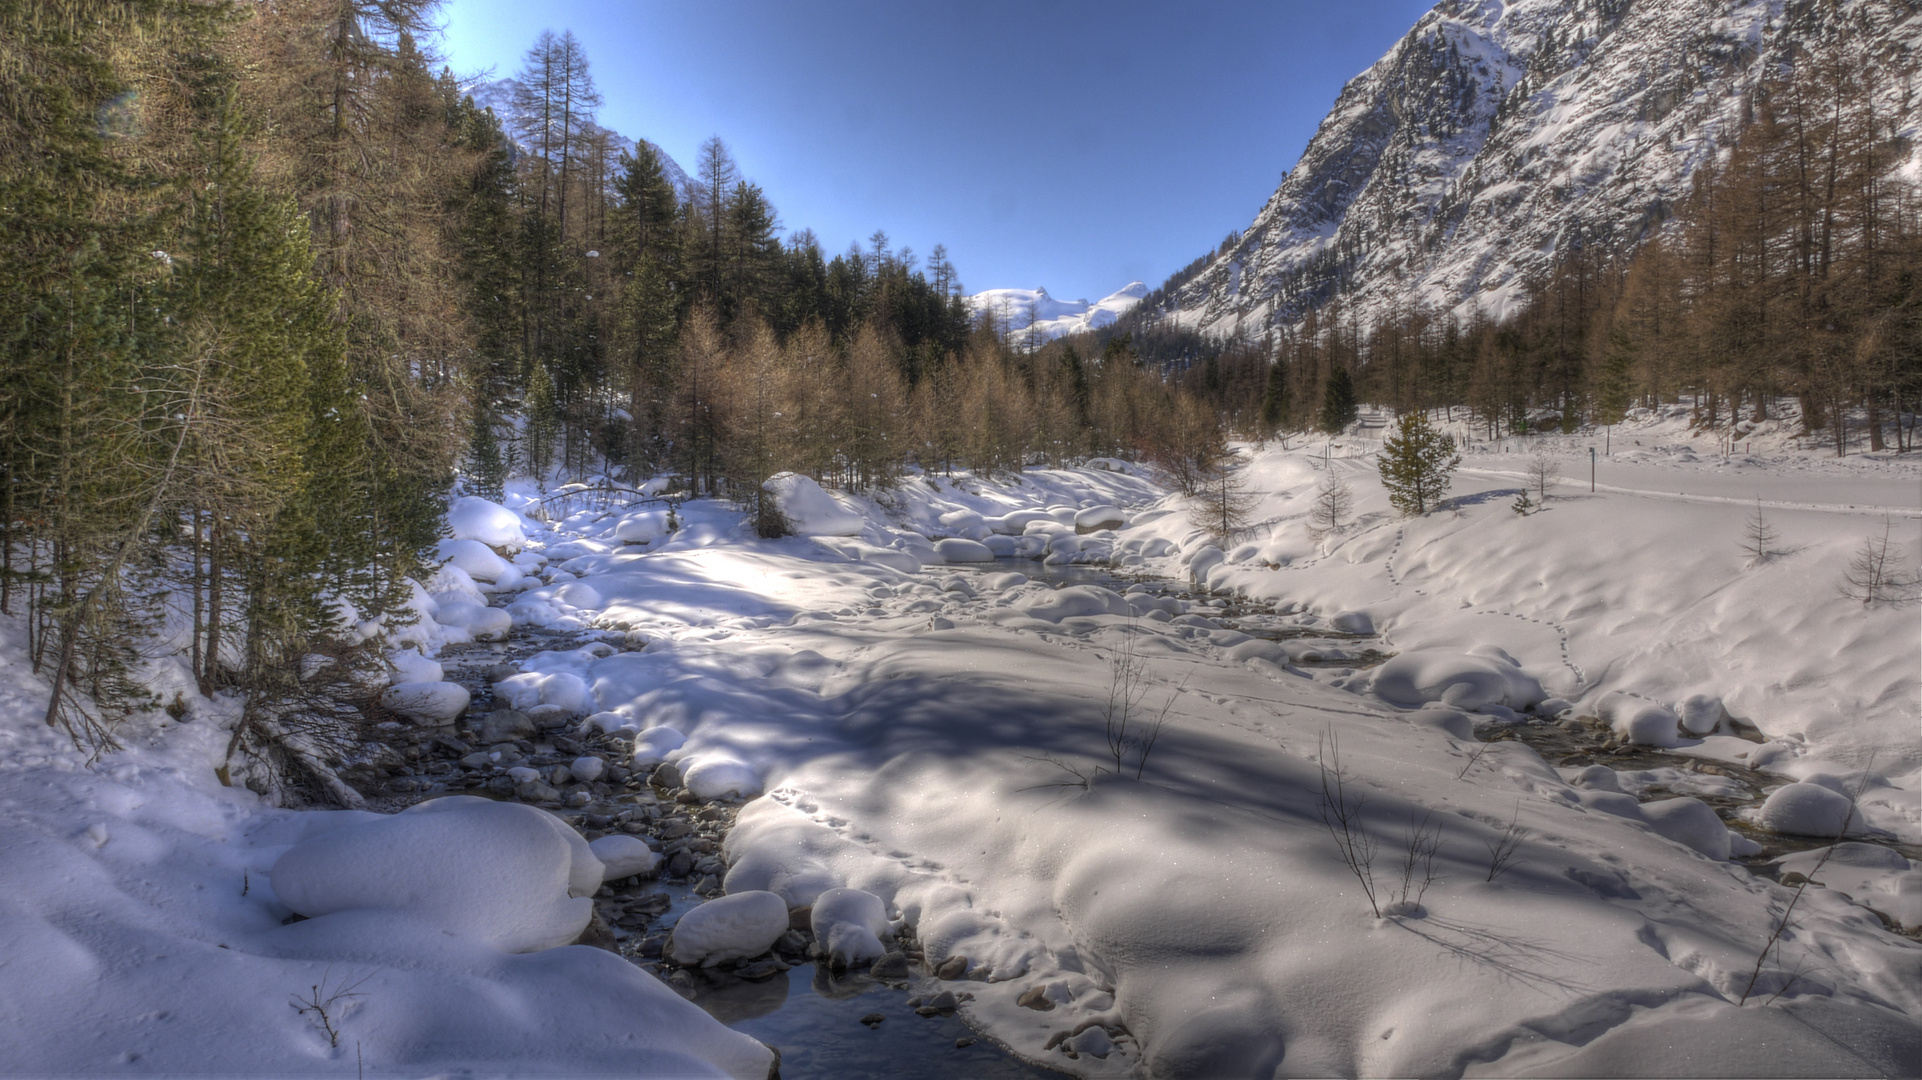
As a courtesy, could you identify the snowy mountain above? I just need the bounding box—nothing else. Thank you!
[1152,0,1922,337]
[965,281,1147,344]
[463,77,691,195]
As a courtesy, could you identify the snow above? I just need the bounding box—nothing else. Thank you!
[4,411,1918,1077]
[809,886,892,968]
[271,797,597,953]
[446,495,527,552]
[1600,693,1682,748]
[379,680,471,725]
[437,537,519,586]
[964,282,1146,345]
[1755,781,1859,838]
[766,471,863,536]
[933,537,995,562]
[666,890,789,966]
[590,834,661,880]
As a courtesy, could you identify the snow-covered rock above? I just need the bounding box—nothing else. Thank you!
[933,538,995,563]
[1018,585,1132,622]
[495,671,596,717]
[381,681,470,726]
[630,727,687,769]
[438,538,519,586]
[614,509,675,545]
[766,472,863,536]
[1074,504,1126,532]
[448,496,527,552]
[589,834,660,880]
[1599,693,1681,748]
[1371,649,1544,712]
[810,887,891,969]
[270,797,595,953]
[680,755,760,801]
[435,599,512,642]
[1639,797,1731,860]
[1757,782,1858,838]
[666,891,789,966]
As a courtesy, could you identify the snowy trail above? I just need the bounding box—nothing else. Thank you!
[1457,465,1922,517]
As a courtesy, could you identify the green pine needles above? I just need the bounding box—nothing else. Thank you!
[1378,411,1461,516]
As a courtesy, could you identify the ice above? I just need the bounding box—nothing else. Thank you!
[1599,693,1682,747]
[447,495,527,552]
[810,886,891,968]
[933,537,995,563]
[589,834,660,880]
[1639,796,1731,859]
[380,681,470,726]
[630,726,687,768]
[1757,781,1858,837]
[666,890,789,966]
[766,472,863,536]
[270,797,595,953]
[680,755,761,801]
[1370,648,1545,711]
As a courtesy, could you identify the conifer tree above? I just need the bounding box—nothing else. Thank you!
[1319,365,1359,433]
[1378,410,1460,516]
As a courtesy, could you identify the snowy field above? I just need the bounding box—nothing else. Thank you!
[1,405,1919,1077]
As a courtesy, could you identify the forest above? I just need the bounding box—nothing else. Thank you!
[2,0,1914,771]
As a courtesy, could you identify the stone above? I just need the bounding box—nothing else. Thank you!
[860,1013,886,1028]
[479,709,535,745]
[1017,985,1056,1011]
[735,958,788,980]
[955,1038,976,1048]
[516,780,562,803]
[925,990,959,1012]
[870,952,911,979]
[666,852,694,878]
[658,819,694,841]
[935,955,969,980]
[652,761,682,789]
[459,751,495,769]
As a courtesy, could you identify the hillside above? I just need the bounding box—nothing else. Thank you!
[1150,0,1922,337]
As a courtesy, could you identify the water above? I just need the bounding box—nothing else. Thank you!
[640,883,1065,1080]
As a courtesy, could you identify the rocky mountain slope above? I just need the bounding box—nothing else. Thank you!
[1153,0,1922,338]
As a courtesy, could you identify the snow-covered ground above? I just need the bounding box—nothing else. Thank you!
[2,403,1918,1077]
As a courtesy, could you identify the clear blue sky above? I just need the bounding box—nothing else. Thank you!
[437,0,1437,303]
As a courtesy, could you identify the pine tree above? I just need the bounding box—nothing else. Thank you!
[1259,360,1289,438]
[1319,365,1359,434]
[1378,410,1460,516]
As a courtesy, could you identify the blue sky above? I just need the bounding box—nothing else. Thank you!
[438,0,1437,303]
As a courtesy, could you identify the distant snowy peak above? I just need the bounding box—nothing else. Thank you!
[966,282,1147,344]
[1153,0,1922,337]
[462,77,691,195]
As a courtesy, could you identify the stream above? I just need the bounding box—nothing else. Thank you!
[400,548,1916,1076]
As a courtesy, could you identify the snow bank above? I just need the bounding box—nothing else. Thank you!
[766,472,863,536]
[448,496,527,552]
[667,890,789,966]
[1639,796,1732,859]
[271,797,597,953]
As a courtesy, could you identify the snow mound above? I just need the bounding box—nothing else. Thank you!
[381,681,470,726]
[1371,649,1545,711]
[1639,797,1731,859]
[1599,693,1681,748]
[590,834,660,880]
[810,886,891,969]
[614,509,675,545]
[495,671,596,717]
[933,538,995,563]
[630,726,687,768]
[667,890,789,966]
[435,599,512,642]
[438,538,519,585]
[681,755,761,801]
[766,472,863,536]
[448,496,527,552]
[1019,585,1132,622]
[1757,782,1857,837]
[270,798,597,953]
[1074,504,1126,531]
